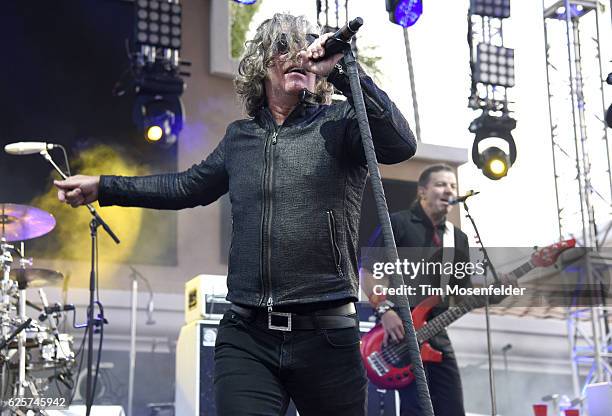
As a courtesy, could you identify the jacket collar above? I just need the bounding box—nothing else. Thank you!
[255,89,322,129]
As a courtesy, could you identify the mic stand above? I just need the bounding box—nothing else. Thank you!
[39,149,120,416]
[462,200,499,416]
[341,46,434,416]
[127,269,138,416]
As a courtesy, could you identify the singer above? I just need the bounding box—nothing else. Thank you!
[361,164,471,416]
[54,14,416,416]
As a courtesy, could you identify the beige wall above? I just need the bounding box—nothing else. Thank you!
[174,0,241,284]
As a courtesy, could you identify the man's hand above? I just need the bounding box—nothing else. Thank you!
[381,309,405,346]
[299,33,344,77]
[54,175,100,207]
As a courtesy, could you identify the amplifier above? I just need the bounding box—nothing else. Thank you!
[184,274,231,323]
[175,320,218,416]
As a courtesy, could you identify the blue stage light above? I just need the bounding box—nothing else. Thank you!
[232,0,258,5]
[554,4,588,19]
[386,0,423,28]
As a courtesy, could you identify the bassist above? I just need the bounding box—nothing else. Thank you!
[361,164,470,416]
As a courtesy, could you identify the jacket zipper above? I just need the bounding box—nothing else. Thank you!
[260,126,279,308]
[326,210,344,278]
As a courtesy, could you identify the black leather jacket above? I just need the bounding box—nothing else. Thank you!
[98,63,416,308]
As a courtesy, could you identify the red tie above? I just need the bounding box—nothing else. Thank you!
[432,225,442,247]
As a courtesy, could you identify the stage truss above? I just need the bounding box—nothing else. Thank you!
[543,0,612,400]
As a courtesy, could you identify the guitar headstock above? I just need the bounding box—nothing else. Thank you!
[531,238,577,267]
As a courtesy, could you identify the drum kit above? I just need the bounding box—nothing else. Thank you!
[0,203,75,413]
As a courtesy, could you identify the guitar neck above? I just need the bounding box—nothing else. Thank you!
[416,259,535,342]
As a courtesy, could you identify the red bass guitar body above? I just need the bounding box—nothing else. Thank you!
[360,295,443,390]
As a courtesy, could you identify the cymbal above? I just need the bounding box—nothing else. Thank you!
[9,268,64,288]
[0,203,56,242]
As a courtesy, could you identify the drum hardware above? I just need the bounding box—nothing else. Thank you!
[0,204,77,413]
[0,319,33,351]
[10,269,64,289]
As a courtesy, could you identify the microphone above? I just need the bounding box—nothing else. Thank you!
[448,190,480,205]
[315,17,363,61]
[38,289,60,339]
[4,142,57,155]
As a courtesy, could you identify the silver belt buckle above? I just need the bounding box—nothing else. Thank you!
[268,312,292,331]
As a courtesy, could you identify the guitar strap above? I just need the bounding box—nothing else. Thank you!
[440,221,455,299]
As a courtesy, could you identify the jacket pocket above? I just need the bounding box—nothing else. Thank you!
[326,210,344,278]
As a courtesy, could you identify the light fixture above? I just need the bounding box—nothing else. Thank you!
[474,43,515,88]
[146,125,164,142]
[470,113,517,180]
[135,0,182,50]
[553,3,589,19]
[232,0,258,4]
[385,0,423,28]
[134,94,184,147]
[111,0,189,147]
[543,0,597,20]
[470,0,510,19]
[130,57,185,147]
[481,147,510,179]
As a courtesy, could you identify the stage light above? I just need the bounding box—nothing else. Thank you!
[543,0,596,20]
[385,0,423,28]
[145,125,164,142]
[482,147,510,179]
[134,94,184,147]
[232,0,257,4]
[474,43,515,88]
[470,0,510,19]
[553,4,589,19]
[135,0,182,50]
[470,113,517,180]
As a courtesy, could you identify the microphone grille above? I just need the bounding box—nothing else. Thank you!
[348,17,363,31]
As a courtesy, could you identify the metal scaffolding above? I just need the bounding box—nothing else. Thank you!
[543,0,612,400]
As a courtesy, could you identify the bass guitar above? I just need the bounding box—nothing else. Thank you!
[360,238,576,389]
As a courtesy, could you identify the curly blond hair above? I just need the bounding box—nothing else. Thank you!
[234,13,334,117]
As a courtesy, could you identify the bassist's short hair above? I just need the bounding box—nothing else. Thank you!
[417,164,454,188]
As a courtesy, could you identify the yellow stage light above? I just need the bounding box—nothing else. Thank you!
[481,147,510,180]
[146,125,164,142]
[488,158,507,176]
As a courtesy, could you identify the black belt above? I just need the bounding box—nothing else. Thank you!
[229,302,358,332]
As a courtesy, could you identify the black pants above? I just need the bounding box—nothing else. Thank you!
[398,331,465,416]
[214,310,367,416]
